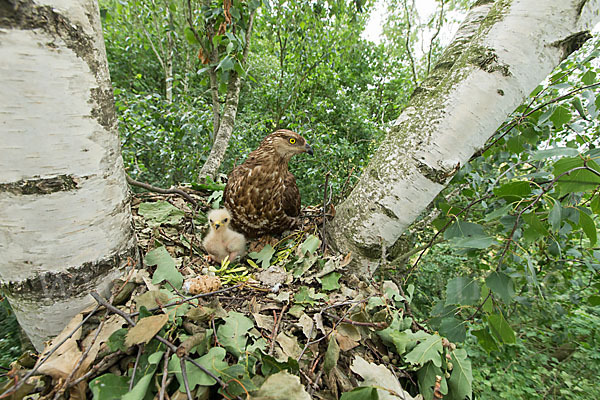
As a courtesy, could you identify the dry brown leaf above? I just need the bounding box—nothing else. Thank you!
[252,313,275,331]
[275,332,302,360]
[125,314,169,347]
[37,313,83,379]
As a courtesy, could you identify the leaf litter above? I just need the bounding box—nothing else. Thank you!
[0,190,471,400]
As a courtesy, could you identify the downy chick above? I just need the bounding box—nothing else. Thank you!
[202,208,246,263]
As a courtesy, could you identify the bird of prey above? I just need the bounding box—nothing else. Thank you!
[223,129,313,237]
[202,208,246,263]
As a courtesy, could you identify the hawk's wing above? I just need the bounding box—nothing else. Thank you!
[282,171,301,218]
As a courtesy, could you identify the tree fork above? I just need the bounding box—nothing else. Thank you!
[326,0,600,275]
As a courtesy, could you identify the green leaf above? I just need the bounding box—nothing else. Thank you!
[220,363,259,396]
[485,271,515,304]
[320,272,341,291]
[572,97,587,120]
[488,313,515,344]
[588,295,600,306]
[138,201,185,227]
[549,199,562,231]
[146,247,183,290]
[448,349,472,400]
[323,336,339,374]
[169,347,228,391]
[294,286,327,306]
[531,147,579,161]
[440,317,466,343]
[248,245,275,268]
[444,221,485,239]
[549,105,572,129]
[184,26,199,45]
[340,387,379,400]
[122,350,164,400]
[578,209,597,246]
[107,328,128,352]
[300,234,321,256]
[259,352,299,375]
[591,196,600,214]
[522,212,549,242]
[217,55,234,71]
[493,181,532,201]
[449,236,496,249]
[405,334,443,367]
[417,361,446,400]
[216,311,253,358]
[582,70,596,85]
[446,277,480,306]
[89,374,129,400]
[472,328,499,353]
[444,221,494,249]
[553,156,600,194]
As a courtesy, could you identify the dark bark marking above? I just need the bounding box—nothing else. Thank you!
[552,31,592,61]
[0,174,79,195]
[415,159,460,185]
[1,241,138,300]
[471,47,511,76]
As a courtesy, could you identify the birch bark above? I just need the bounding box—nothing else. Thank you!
[327,0,600,275]
[0,0,137,349]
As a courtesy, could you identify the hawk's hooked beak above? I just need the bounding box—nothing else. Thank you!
[214,222,221,229]
[305,143,314,156]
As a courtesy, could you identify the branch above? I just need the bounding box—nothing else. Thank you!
[402,0,418,86]
[125,174,198,207]
[426,0,445,76]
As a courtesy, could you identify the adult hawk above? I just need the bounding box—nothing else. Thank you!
[223,129,313,237]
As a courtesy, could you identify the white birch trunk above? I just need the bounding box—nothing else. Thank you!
[0,0,137,350]
[198,71,243,180]
[327,0,600,275]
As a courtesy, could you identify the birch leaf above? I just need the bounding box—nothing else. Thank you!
[405,334,443,367]
[448,349,472,400]
[216,311,253,357]
[146,247,183,290]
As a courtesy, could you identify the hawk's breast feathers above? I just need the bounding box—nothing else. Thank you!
[223,130,313,237]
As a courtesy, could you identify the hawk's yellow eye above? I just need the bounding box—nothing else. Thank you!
[289,138,296,144]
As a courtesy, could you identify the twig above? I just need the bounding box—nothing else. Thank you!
[426,0,445,76]
[322,312,387,329]
[321,172,330,252]
[129,345,144,391]
[268,304,287,356]
[130,283,243,317]
[159,349,171,400]
[297,301,362,361]
[90,292,229,391]
[126,174,197,207]
[180,358,193,400]
[402,0,418,86]
[53,317,107,400]
[0,305,100,399]
[474,82,600,159]
[68,349,129,387]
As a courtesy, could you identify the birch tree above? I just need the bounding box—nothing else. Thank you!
[327,0,600,275]
[0,0,137,350]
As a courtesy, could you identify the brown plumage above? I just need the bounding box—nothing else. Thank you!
[202,208,246,263]
[223,129,313,237]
